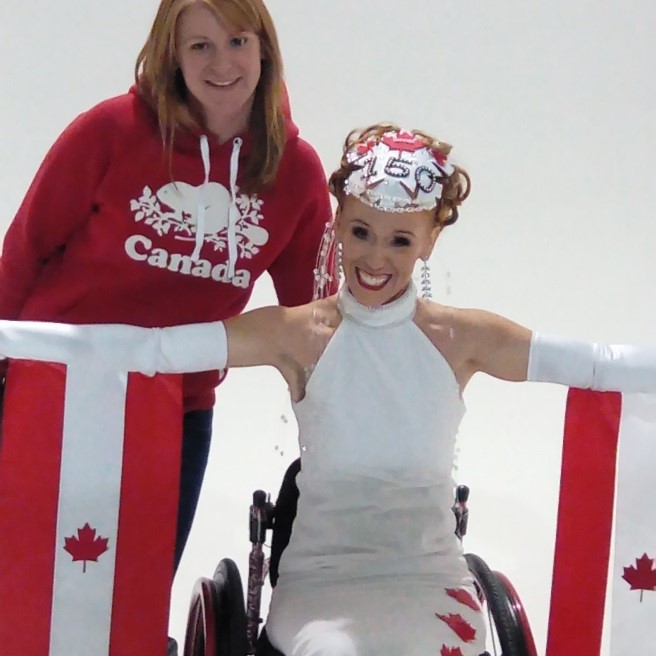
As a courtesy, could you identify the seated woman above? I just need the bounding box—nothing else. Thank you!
[3,124,656,655]
[219,125,656,656]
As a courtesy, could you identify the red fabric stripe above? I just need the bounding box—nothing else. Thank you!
[546,388,621,656]
[109,373,183,654]
[0,361,67,655]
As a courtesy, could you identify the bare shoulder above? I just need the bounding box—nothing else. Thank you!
[273,296,342,401]
[414,299,471,349]
[275,296,342,360]
[280,296,342,330]
[235,297,341,346]
[416,300,532,385]
[413,301,516,388]
[415,301,522,341]
[225,298,340,372]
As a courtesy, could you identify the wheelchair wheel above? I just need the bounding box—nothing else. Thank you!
[184,577,218,656]
[465,553,531,656]
[183,558,249,656]
[493,570,538,656]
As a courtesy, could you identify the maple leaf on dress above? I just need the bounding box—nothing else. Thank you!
[446,587,481,612]
[436,613,477,643]
[622,553,656,602]
[64,523,109,573]
[440,646,463,656]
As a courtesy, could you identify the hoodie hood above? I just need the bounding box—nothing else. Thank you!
[128,84,299,277]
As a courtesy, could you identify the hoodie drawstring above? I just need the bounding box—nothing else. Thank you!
[192,135,211,263]
[193,135,243,280]
[227,137,243,279]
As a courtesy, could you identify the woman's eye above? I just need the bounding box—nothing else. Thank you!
[392,236,411,247]
[351,226,369,240]
[230,36,248,47]
[191,42,210,51]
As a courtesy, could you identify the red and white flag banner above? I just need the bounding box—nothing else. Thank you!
[547,388,656,655]
[0,360,183,656]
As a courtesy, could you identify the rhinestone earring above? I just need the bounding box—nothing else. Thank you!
[420,258,432,299]
[336,241,344,283]
[312,223,336,300]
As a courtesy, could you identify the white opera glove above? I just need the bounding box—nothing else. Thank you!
[153,322,228,374]
[527,332,656,393]
[0,320,228,375]
[73,322,229,374]
[0,320,93,366]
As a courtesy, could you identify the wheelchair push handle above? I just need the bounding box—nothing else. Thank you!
[249,489,274,544]
[452,484,470,540]
[455,484,469,503]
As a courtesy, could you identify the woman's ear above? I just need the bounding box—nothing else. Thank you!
[333,208,344,237]
[421,225,442,260]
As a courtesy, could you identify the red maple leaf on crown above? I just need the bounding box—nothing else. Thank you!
[622,553,656,602]
[380,131,449,169]
[440,646,464,656]
[430,148,448,166]
[381,131,427,153]
[64,523,109,573]
[355,139,377,155]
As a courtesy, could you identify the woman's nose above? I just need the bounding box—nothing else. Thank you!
[208,46,235,74]
[365,244,387,268]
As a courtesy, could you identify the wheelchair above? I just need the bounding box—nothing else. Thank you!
[183,458,538,656]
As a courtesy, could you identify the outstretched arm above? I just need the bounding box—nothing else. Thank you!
[224,306,286,368]
[0,306,285,375]
[0,320,229,374]
[463,309,656,393]
[458,308,532,383]
[527,332,656,392]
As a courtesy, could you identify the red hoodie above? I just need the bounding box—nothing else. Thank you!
[0,87,333,411]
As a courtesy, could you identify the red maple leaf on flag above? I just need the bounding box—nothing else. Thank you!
[446,587,481,611]
[622,553,656,602]
[440,646,464,656]
[64,523,109,573]
[436,613,477,642]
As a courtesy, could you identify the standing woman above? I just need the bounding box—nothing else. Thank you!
[0,0,331,602]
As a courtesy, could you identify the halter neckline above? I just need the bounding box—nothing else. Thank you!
[337,283,417,328]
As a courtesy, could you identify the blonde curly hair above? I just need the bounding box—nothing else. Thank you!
[328,123,470,227]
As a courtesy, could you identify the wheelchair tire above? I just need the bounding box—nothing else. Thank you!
[183,558,249,656]
[465,553,529,656]
[493,570,538,656]
[184,577,219,656]
[213,558,249,656]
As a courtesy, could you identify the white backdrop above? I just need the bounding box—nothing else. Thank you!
[1,1,655,652]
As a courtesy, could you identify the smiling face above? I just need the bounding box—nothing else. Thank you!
[335,196,441,307]
[176,2,262,141]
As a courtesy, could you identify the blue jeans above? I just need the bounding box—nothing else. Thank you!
[174,408,213,572]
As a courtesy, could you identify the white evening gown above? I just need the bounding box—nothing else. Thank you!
[266,284,486,656]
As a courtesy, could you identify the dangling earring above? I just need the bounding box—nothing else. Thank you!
[420,257,432,299]
[313,222,336,300]
[336,241,344,284]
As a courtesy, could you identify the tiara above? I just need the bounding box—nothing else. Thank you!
[343,130,454,213]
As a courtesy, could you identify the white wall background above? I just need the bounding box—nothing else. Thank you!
[1,1,655,652]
